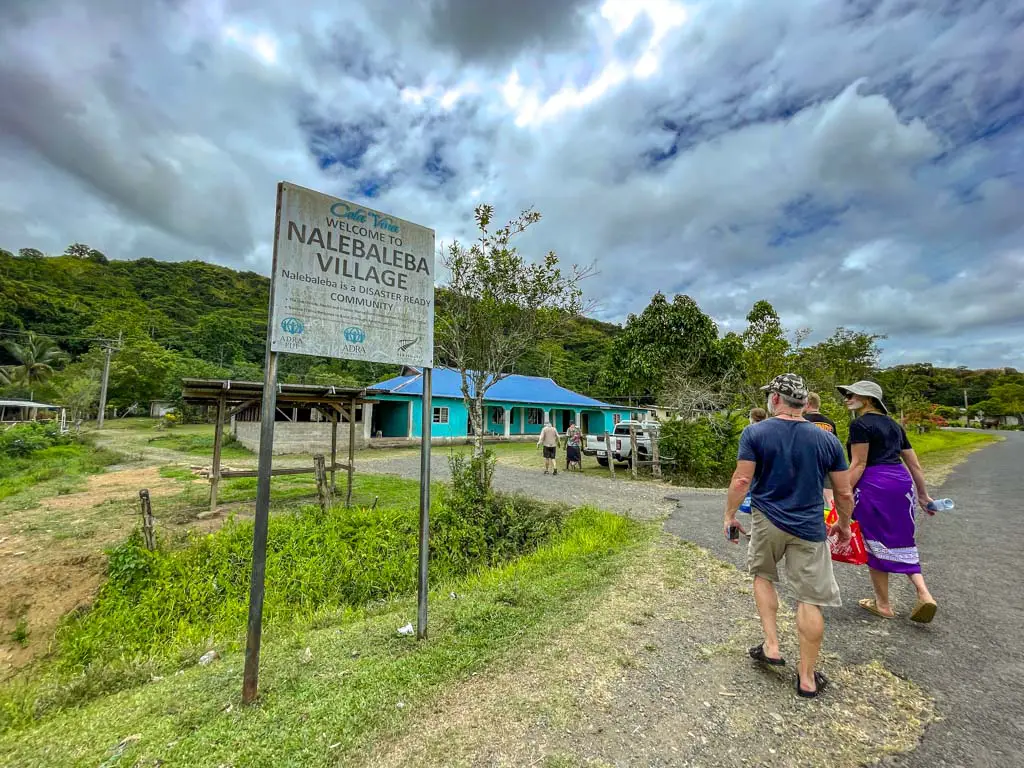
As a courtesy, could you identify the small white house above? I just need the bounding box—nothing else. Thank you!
[149,401,176,418]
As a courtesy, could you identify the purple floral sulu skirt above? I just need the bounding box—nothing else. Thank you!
[854,464,922,575]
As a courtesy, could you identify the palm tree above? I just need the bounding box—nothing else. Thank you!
[1,332,68,396]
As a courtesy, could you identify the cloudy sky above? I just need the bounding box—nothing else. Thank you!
[1,0,1022,368]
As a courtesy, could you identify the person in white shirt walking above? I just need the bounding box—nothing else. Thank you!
[538,421,560,475]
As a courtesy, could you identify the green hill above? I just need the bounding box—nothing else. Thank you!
[0,248,621,406]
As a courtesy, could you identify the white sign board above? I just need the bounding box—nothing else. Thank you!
[269,182,435,367]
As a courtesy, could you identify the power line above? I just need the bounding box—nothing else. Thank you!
[0,328,119,344]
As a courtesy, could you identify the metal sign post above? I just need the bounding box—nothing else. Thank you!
[242,185,286,705]
[417,367,432,639]
[242,181,434,704]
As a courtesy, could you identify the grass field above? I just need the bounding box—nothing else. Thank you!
[910,429,997,458]
[0,443,122,508]
[0,508,645,767]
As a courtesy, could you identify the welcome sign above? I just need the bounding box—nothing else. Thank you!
[269,182,435,367]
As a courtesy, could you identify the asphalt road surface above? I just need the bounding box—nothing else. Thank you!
[664,431,1024,768]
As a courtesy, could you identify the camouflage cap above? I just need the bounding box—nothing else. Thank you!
[760,373,809,403]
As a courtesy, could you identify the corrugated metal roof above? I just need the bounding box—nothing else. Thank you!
[372,368,624,409]
[0,400,61,409]
[179,379,381,405]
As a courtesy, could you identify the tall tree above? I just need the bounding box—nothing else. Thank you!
[437,204,587,461]
[1,332,68,396]
[64,243,93,259]
[606,293,729,402]
[793,327,885,395]
[741,300,791,404]
[990,381,1024,424]
[53,370,101,424]
[876,364,930,423]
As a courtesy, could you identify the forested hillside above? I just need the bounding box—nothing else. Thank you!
[0,247,620,408]
[1,251,268,361]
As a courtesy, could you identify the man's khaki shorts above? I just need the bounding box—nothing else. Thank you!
[747,509,841,608]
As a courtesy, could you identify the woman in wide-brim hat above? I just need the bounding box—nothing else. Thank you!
[838,380,938,623]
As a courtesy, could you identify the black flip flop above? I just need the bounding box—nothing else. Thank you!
[748,643,785,666]
[796,671,829,699]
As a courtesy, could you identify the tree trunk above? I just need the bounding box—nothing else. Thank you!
[471,395,485,457]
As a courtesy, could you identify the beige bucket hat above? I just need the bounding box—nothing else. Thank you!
[837,380,888,414]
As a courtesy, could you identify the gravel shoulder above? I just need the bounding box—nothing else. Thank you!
[360,452,723,522]
[362,534,931,768]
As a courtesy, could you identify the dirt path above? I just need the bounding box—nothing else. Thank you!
[363,534,931,767]
[0,463,214,678]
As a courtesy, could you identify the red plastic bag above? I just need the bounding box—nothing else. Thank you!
[824,499,869,565]
[827,520,869,566]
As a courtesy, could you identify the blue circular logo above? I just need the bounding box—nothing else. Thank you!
[281,317,305,335]
[344,326,366,343]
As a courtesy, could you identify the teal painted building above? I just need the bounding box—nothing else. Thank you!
[368,367,639,440]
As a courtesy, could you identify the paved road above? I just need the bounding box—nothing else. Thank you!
[663,431,1024,768]
[362,452,719,522]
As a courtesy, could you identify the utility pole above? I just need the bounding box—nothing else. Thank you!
[96,333,121,429]
[97,346,113,429]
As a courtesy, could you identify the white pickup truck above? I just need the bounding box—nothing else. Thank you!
[584,420,659,466]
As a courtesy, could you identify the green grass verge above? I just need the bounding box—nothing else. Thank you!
[153,467,433,520]
[147,431,254,460]
[0,443,122,508]
[911,429,997,459]
[0,472,569,730]
[0,507,645,767]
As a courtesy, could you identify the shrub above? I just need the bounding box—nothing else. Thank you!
[659,413,744,486]
[0,422,73,458]
[436,450,567,568]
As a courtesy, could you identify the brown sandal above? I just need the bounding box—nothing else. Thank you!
[859,598,895,619]
[910,600,938,624]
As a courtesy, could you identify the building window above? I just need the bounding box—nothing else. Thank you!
[613,414,622,425]
[433,407,449,424]
[528,408,544,425]
[491,406,504,422]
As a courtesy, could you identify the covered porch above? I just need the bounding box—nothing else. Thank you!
[0,399,66,431]
[484,404,614,438]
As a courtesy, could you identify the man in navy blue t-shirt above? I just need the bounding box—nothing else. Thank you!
[724,374,854,698]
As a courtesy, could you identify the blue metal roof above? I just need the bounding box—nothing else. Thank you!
[371,367,626,410]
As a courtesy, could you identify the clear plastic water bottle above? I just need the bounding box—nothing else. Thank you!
[926,498,955,512]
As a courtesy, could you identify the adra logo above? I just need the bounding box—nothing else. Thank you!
[281,317,305,335]
[344,326,366,343]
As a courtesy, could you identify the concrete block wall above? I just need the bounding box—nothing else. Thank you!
[234,420,366,456]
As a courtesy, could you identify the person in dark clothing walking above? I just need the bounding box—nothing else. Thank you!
[804,392,839,508]
[839,380,938,623]
[803,392,837,435]
[725,374,855,698]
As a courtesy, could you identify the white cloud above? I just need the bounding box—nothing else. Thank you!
[0,0,1021,368]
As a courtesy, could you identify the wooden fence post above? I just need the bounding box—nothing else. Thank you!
[330,409,339,493]
[209,394,227,513]
[346,398,356,508]
[139,489,156,551]
[630,424,638,480]
[652,429,662,480]
[598,430,614,479]
[313,454,331,514]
